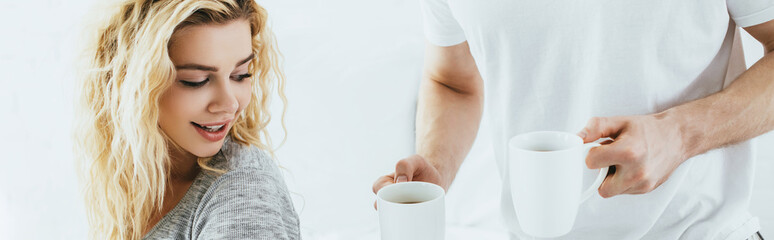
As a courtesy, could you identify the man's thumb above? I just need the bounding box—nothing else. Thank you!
[395,175,408,183]
[394,155,423,183]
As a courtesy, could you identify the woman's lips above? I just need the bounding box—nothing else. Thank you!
[191,119,231,142]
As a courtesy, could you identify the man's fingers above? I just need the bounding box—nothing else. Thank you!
[394,155,425,182]
[600,139,615,145]
[372,174,394,194]
[372,174,395,210]
[597,168,631,198]
[579,117,628,143]
[376,154,436,210]
[586,142,627,170]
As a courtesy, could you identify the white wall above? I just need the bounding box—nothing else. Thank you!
[0,1,92,239]
[0,1,771,239]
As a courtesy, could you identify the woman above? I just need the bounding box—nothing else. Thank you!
[74,0,299,239]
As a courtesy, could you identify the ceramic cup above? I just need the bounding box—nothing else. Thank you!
[376,181,445,240]
[507,131,609,238]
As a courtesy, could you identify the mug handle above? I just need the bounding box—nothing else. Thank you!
[579,142,609,202]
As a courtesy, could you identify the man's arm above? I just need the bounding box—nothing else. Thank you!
[415,41,484,189]
[373,41,483,195]
[581,19,774,198]
[670,21,774,158]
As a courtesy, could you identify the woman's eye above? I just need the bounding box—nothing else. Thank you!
[180,79,208,87]
[232,73,252,82]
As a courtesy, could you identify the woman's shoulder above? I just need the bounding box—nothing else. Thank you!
[210,136,276,172]
[203,136,290,197]
[199,136,292,207]
[194,168,300,240]
[192,137,300,239]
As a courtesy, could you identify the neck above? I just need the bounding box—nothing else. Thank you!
[167,146,200,182]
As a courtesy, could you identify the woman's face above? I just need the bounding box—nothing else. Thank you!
[159,20,253,158]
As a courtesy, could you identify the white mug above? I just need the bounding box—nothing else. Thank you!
[376,181,445,240]
[507,131,609,238]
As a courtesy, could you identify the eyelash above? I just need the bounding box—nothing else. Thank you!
[179,73,252,88]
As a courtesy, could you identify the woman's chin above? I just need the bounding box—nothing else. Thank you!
[188,143,223,158]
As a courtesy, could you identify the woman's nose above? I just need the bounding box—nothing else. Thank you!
[208,79,239,114]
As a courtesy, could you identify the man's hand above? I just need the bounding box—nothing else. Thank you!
[372,154,445,209]
[579,114,687,198]
[575,19,774,199]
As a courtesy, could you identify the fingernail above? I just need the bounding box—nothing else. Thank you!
[578,130,587,140]
[396,175,408,183]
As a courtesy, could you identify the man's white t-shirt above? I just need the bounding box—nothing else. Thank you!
[420,0,774,239]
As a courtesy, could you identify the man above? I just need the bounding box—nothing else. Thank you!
[372,0,774,239]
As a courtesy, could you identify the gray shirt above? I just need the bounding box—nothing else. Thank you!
[143,137,300,240]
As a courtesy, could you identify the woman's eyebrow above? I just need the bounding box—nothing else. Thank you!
[175,63,218,72]
[235,53,255,67]
[175,53,255,72]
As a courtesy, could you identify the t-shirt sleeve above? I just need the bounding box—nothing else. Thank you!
[420,0,466,46]
[728,0,774,27]
[194,168,300,240]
